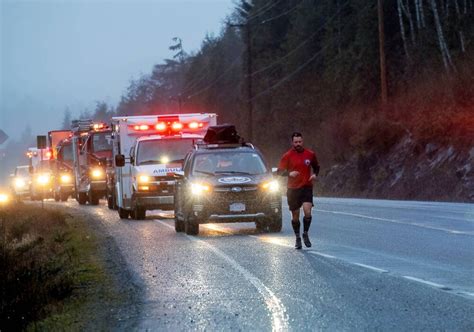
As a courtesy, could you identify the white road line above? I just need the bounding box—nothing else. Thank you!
[156,220,289,332]
[457,291,474,298]
[353,263,389,273]
[402,276,449,289]
[307,251,336,259]
[315,208,473,235]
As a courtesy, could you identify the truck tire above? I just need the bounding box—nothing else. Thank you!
[60,192,69,202]
[89,191,100,205]
[118,208,129,219]
[256,220,267,232]
[267,216,282,233]
[107,196,114,209]
[133,206,146,220]
[185,216,199,235]
[77,192,87,205]
[175,217,184,232]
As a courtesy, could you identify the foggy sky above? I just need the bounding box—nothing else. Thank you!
[0,0,234,143]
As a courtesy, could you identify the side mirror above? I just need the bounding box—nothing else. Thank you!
[115,154,125,167]
[29,165,34,174]
[130,156,135,165]
[272,167,278,174]
[172,171,185,179]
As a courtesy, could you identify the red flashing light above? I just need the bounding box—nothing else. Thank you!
[171,122,183,131]
[156,122,167,131]
[188,122,204,129]
[133,124,150,131]
[93,123,106,131]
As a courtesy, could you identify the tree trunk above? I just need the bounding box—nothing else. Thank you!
[402,0,416,43]
[459,31,466,52]
[430,0,454,71]
[415,0,422,29]
[397,0,410,58]
[420,0,426,27]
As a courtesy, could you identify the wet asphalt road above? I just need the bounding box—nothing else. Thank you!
[57,197,473,331]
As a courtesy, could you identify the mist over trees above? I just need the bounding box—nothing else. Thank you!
[102,0,472,165]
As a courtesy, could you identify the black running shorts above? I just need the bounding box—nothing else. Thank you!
[287,187,314,211]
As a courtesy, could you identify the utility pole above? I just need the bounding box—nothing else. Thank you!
[378,0,388,110]
[229,22,253,142]
[246,24,254,142]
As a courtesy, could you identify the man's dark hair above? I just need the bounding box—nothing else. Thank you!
[291,132,302,139]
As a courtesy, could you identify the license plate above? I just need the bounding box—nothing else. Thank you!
[230,202,246,212]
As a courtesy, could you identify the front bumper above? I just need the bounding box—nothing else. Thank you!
[59,184,74,194]
[89,181,106,194]
[133,192,174,210]
[190,190,281,223]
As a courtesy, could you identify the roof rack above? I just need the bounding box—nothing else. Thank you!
[194,141,255,150]
[71,119,93,132]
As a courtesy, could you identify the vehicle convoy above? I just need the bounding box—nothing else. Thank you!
[11,165,31,200]
[47,130,74,202]
[112,113,217,220]
[27,147,54,200]
[71,120,113,205]
[173,125,282,235]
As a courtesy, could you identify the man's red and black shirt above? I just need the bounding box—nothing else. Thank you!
[278,148,320,189]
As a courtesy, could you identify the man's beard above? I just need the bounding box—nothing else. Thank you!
[294,146,304,152]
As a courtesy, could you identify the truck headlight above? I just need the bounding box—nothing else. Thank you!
[60,174,72,183]
[262,180,279,193]
[37,174,51,185]
[190,182,211,196]
[0,193,9,204]
[91,168,104,179]
[138,175,150,184]
[14,178,26,188]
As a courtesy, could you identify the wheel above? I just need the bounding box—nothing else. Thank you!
[89,191,99,205]
[267,216,282,233]
[185,216,199,235]
[60,192,68,202]
[107,195,114,209]
[118,208,129,219]
[175,217,184,232]
[256,220,267,232]
[77,192,87,205]
[133,206,146,220]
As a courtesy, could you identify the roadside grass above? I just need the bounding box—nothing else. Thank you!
[0,202,113,330]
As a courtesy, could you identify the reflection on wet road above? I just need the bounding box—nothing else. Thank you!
[58,197,473,330]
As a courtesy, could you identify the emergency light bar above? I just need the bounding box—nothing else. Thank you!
[129,120,207,134]
[92,123,107,131]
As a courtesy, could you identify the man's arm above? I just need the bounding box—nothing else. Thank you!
[311,153,320,176]
[276,153,289,176]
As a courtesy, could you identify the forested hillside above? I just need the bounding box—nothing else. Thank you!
[65,0,473,200]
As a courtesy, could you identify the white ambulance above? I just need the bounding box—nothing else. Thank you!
[112,113,217,219]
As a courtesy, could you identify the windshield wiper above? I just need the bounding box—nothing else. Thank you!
[214,171,252,175]
[194,170,215,176]
[139,160,159,165]
[167,159,184,163]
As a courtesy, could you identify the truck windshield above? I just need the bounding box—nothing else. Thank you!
[92,132,112,152]
[59,144,73,161]
[137,139,193,165]
[192,151,267,176]
[16,167,30,177]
